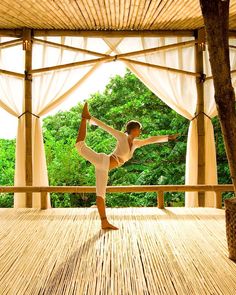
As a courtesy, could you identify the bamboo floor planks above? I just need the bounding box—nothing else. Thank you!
[0,207,236,295]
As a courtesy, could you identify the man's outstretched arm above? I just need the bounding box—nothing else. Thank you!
[134,134,178,148]
[89,116,123,139]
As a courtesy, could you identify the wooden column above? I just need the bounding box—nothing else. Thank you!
[195,28,206,207]
[23,29,33,207]
[215,191,222,209]
[157,191,164,209]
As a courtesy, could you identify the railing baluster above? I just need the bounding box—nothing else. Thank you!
[215,191,222,209]
[157,191,164,209]
[41,192,48,210]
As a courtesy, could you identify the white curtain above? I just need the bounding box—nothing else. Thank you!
[0,37,110,208]
[0,39,25,205]
[0,36,121,208]
[103,36,218,207]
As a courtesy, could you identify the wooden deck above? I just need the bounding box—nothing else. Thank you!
[0,207,236,295]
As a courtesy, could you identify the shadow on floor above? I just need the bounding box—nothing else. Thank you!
[0,207,225,222]
[39,230,108,295]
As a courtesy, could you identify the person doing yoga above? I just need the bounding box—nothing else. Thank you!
[75,102,178,230]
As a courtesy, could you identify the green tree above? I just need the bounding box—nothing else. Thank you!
[43,70,189,207]
[0,139,15,207]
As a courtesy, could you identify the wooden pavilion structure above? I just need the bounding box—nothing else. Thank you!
[1,1,236,293]
[1,0,236,208]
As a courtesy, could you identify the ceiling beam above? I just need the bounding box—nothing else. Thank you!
[0,29,22,37]
[34,29,195,37]
[0,29,195,38]
[0,28,236,38]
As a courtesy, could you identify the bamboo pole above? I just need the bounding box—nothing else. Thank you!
[0,38,23,49]
[229,30,236,37]
[0,29,236,39]
[41,192,48,210]
[119,57,200,77]
[0,29,22,37]
[117,40,197,59]
[205,69,236,81]
[30,43,200,76]
[32,38,109,57]
[33,38,196,60]
[0,69,24,79]
[157,191,164,209]
[0,184,233,193]
[30,56,113,74]
[23,29,33,208]
[195,28,206,207]
[33,29,195,38]
[215,191,222,209]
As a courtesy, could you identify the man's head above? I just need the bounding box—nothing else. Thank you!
[125,120,142,137]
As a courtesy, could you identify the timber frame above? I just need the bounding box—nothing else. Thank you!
[1,27,236,207]
[0,29,236,38]
[0,184,234,209]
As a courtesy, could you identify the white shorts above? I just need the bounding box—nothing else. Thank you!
[75,141,110,199]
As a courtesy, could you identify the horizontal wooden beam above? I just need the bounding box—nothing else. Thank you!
[33,29,195,38]
[119,58,200,77]
[30,56,113,74]
[0,38,23,48]
[205,69,236,81]
[118,40,197,59]
[229,30,236,38]
[33,38,108,57]
[0,69,24,79]
[0,184,234,193]
[0,29,23,37]
[0,28,236,39]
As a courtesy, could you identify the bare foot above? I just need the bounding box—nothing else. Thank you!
[82,102,91,119]
[101,218,119,230]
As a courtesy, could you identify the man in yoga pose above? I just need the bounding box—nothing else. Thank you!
[75,102,178,230]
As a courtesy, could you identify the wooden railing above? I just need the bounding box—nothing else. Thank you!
[0,185,235,209]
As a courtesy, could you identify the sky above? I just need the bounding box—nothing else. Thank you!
[0,61,126,139]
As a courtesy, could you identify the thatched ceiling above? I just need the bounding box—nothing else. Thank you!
[0,0,236,32]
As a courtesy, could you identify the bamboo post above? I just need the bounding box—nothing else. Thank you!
[41,192,48,210]
[157,191,164,209]
[195,28,206,207]
[215,191,222,209]
[23,29,33,208]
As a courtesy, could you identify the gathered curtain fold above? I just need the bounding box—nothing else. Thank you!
[103,36,220,207]
[0,37,108,208]
[0,36,122,208]
[15,37,112,208]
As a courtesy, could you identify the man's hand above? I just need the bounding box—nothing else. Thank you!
[168,134,180,141]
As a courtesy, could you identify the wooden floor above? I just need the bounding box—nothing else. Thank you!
[0,207,236,295]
